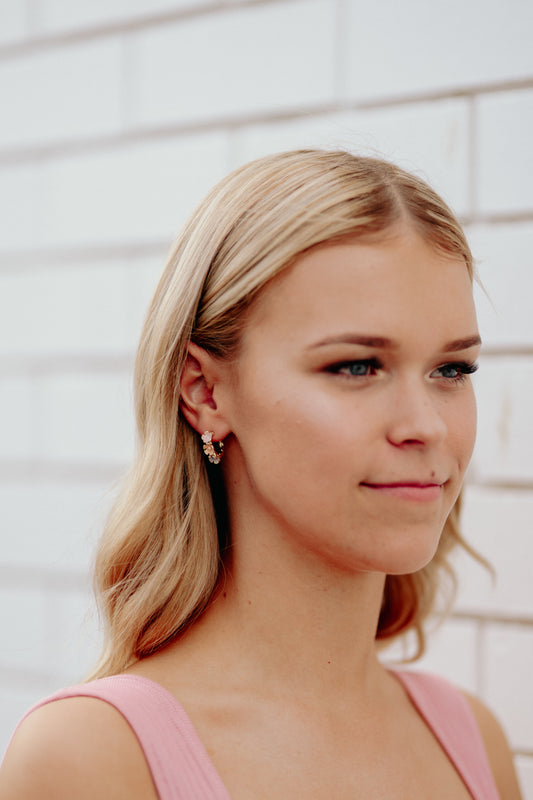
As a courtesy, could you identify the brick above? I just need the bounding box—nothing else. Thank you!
[515,757,533,799]
[234,99,470,214]
[0,252,166,359]
[381,618,479,694]
[0,163,43,251]
[469,223,533,348]
[0,0,28,44]
[478,89,533,214]
[484,623,533,750]
[0,40,122,149]
[0,376,36,459]
[414,618,479,694]
[455,486,533,617]
[343,0,533,101]
[0,480,111,569]
[45,586,100,682]
[0,261,136,357]
[472,356,533,482]
[38,0,213,33]
[232,111,356,168]
[126,256,166,344]
[38,371,135,464]
[131,0,336,127]
[38,133,229,248]
[0,587,47,672]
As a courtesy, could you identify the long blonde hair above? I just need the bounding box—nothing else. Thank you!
[91,150,478,678]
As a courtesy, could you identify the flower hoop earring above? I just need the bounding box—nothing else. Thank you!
[201,431,224,464]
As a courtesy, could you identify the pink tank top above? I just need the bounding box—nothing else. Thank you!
[12,670,499,799]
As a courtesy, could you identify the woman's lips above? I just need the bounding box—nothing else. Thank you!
[360,483,443,502]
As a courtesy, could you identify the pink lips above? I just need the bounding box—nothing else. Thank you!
[361,483,443,502]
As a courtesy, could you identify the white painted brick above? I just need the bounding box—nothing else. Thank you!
[478,89,533,214]
[472,357,533,483]
[414,618,479,694]
[469,223,533,348]
[515,756,533,800]
[0,0,28,44]
[45,586,100,682]
[131,0,336,127]
[0,376,36,459]
[344,0,533,101]
[0,163,43,251]
[0,586,47,672]
[455,486,533,617]
[126,256,165,344]
[0,481,111,569]
[38,0,213,33]
[232,112,358,167]
[234,99,470,214]
[0,40,122,149]
[381,618,479,694]
[484,623,533,750]
[0,262,136,357]
[39,133,229,248]
[38,371,134,464]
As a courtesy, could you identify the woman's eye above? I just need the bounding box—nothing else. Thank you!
[432,362,479,382]
[330,358,382,377]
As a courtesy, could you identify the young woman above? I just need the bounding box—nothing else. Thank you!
[0,150,522,798]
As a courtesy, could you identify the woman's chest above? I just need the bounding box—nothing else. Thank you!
[194,701,475,800]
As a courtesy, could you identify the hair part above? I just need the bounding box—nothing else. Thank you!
[90,149,477,678]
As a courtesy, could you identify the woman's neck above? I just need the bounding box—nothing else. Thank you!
[164,516,389,706]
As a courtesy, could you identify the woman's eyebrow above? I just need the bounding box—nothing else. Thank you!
[443,335,482,352]
[307,333,482,351]
[307,334,395,350]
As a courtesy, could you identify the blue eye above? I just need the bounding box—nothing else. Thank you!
[432,362,479,382]
[329,358,382,377]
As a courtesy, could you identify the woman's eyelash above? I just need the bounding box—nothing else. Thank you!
[326,359,479,381]
[433,361,479,382]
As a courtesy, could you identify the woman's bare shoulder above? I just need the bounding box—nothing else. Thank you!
[0,695,157,800]
[462,691,523,800]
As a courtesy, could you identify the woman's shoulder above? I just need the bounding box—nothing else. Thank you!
[0,686,157,800]
[462,690,523,800]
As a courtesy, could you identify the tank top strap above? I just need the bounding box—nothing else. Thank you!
[25,674,231,800]
[392,670,500,800]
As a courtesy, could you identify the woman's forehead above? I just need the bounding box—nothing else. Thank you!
[238,230,476,355]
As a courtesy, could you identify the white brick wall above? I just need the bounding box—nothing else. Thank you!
[130,0,337,126]
[0,39,123,149]
[470,223,533,347]
[478,89,533,214]
[0,1,27,45]
[1,0,532,792]
[232,99,471,212]
[343,0,533,99]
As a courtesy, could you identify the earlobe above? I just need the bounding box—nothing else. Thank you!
[179,342,230,439]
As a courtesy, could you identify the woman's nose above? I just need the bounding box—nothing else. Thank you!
[385,378,448,448]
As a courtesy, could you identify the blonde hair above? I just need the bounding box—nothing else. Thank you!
[91,149,478,678]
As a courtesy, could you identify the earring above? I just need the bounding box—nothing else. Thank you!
[201,431,224,464]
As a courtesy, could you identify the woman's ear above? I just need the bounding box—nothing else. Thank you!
[179,342,231,438]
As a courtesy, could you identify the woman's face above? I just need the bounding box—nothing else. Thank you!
[219,226,480,576]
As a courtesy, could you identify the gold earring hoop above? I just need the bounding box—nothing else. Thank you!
[201,431,224,464]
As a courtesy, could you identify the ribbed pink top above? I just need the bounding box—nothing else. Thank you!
[15,670,499,799]
[393,670,500,799]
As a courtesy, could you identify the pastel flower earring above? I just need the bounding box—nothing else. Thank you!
[201,431,224,464]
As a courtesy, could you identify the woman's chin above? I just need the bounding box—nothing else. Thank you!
[341,532,443,577]
[375,538,442,576]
